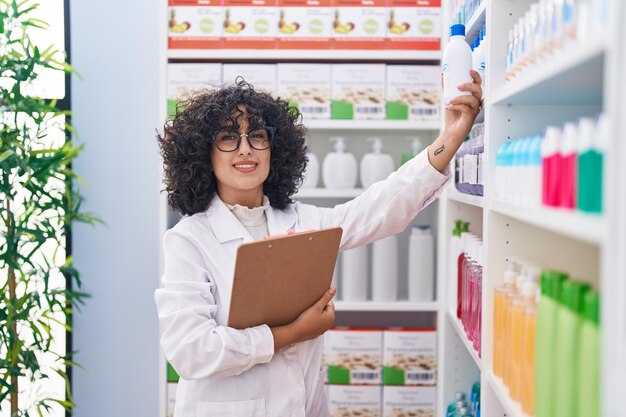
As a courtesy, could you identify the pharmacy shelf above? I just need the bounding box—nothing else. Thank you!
[446,311,482,369]
[465,1,487,43]
[491,39,606,105]
[446,187,485,209]
[486,372,532,417]
[294,188,363,199]
[305,119,441,131]
[490,199,606,246]
[167,49,441,62]
[335,301,440,312]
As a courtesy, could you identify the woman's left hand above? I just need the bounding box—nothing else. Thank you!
[442,70,483,143]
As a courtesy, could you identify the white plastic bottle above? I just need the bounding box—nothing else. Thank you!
[408,226,435,302]
[301,152,320,189]
[322,137,358,189]
[473,29,486,91]
[360,138,395,188]
[443,24,473,105]
[341,246,368,302]
[372,235,398,302]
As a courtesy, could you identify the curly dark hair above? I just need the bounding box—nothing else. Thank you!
[159,79,309,216]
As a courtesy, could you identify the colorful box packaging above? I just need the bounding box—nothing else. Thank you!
[327,385,382,417]
[385,65,440,122]
[222,64,277,94]
[331,64,386,120]
[167,63,223,118]
[324,328,383,385]
[277,64,331,119]
[168,0,224,49]
[382,328,437,386]
[222,0,278,49]
[331,0,386,50]
[385,0,441,50]
[382,386,437,417]
[277,0,333,49]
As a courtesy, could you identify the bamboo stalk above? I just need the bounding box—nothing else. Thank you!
[6,198,18,415]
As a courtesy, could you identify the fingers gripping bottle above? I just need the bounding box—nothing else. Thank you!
[443,24,473,105]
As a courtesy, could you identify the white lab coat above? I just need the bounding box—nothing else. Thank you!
[155,150,450,417]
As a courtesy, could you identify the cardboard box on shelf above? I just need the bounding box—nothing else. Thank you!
[386,65,440,122]
[327,385,382,417]
[382,328,437,386]
[324,328,383,385]
[331,64,386,120]
[277,0,333,49]
[222,64,277,94]
[386,0,441,51]
[168,0,224,49]
[167,63,223,118]
[382,386,436,417]
[277,64,331,119]
[223,0,278,49]
[331,0,386,50]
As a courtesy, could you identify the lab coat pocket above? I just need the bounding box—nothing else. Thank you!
[197,398,266,417]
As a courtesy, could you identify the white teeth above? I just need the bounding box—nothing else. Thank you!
[235,164,256,169]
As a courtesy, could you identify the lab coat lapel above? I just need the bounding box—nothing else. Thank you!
[266,203,298,236]
[205,196,254,245]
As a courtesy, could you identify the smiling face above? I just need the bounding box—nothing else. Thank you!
[210,106,271,208]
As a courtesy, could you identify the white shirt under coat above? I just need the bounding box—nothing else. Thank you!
[154,150,450,417]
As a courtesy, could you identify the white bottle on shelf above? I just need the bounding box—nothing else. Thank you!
[301,152,320,189]
[408,226,435,302]
[322,137,358,189]
[360,138,395,188]
[443,24,473,105]
[341,246,368,302]
[372,235,398,302]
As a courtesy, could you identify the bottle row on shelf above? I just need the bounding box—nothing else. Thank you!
[504,0,609,81]
[446,383,481,417]
[168,0,442,51]
[168,63,441,122]
[448,0,484,28]
[493,262,600,417]
[494,113,606,213]
[454,123,484,197]
[335,225,435,303]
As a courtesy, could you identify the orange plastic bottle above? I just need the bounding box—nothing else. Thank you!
[493,261,517,377]
[503,271,525,388]
[510,281,538,402]
[522,287,538,415]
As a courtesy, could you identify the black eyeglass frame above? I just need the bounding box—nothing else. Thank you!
[211,126,276,152]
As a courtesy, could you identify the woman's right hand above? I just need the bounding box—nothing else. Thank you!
[292,287,336,342]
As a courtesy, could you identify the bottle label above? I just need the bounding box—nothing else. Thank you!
[478,152,483,185]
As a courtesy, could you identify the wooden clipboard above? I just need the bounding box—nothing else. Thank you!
[227,227,343,329]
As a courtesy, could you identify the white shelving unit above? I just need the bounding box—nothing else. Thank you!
[306,119,441,131]
[438,1,625,416]
[335,301,440,312]
[167,49,441,61]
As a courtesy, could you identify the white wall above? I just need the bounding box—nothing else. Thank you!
[70,0,163,415]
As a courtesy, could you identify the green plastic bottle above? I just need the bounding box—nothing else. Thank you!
[400,138,423,165]
[554,280,591,417]
[578,290,601,417]
[535,270,568,417]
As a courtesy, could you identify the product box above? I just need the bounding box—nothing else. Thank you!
[222,64,277,93]
[324,328,383,385]
[222,0,278,49]
[167,382,177,417]
[167,63,223,118]
[385,65,440,122]
[382,328,437,386]
[327,385,382,417]
[382,386,436,417]
[331,0,386,50]
[331,64,386,120]
[386,0,441,50]
[276,0,333,49]
[168,0,224,49]
[277,64,331,119]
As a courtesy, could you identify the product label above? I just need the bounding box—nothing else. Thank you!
[385,0,441,51]
[463,153,478,185]
[277,63,331,119]
[332,64,386,120]
[276,0,332,49]
[168,0,224,49]
[382,386,436,417]
[386,65,440,122]
[382,329,437,386]
[478,152,483,186]
[332,0,386,50]
[223,0,278,48]
[167,63,223,118]
[324,329,383,385]
[222,64,277,93]
[167,383,177,417]
[328,385,382,417]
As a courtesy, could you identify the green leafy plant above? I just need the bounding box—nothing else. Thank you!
[1,1,100,415]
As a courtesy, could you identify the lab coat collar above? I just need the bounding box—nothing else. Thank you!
[266,200,298,236]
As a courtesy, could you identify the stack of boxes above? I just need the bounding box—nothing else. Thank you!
[166,63,440,122]
[167,0,441,51]
[324,328,438,417]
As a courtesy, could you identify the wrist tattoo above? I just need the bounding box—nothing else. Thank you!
[434,145,445,155]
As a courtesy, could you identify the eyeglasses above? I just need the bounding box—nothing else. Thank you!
[211,126,275,152]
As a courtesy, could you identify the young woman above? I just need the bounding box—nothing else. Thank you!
[155,74,482,417]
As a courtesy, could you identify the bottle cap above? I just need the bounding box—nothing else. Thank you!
[450,24,466,37]
[577,117,596,152]
[453,220,463,237]
[462,222,470,233]
[540,270,568,298]
[560,280,591,313]
[368,137,384,153]
[412,225,431,235]
[522,281,537,298]
[583,290,600,325]
[455,392,467,401]
[504,260,517,284]
[330,137,347,153]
